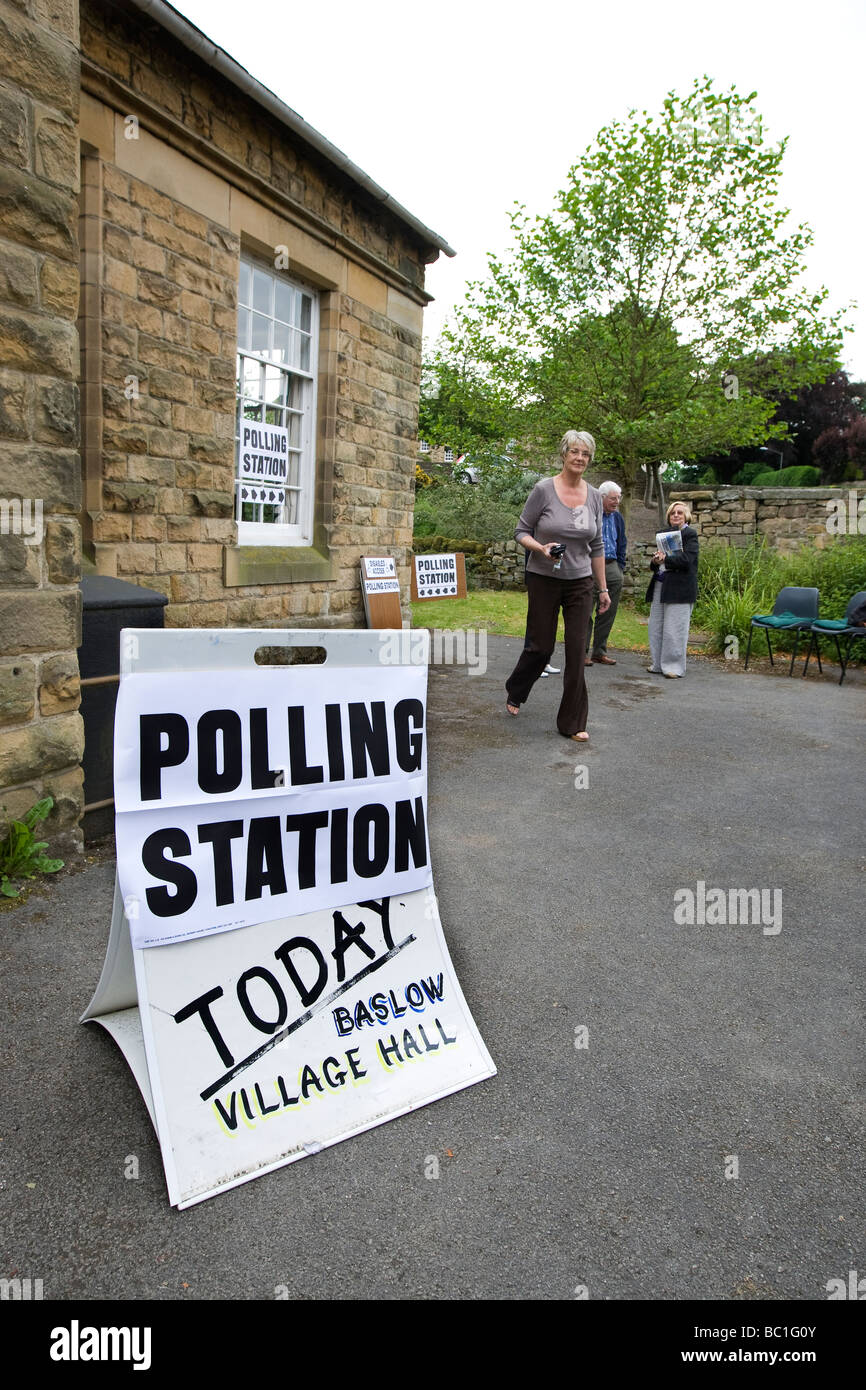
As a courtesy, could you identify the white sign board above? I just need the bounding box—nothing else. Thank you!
[239,484,286,506]
[364,557,396,577]
[237,423,290,484]
[114,666,430,949]
[414,553,458,597]
[364,577,400,595]
[84,629,495,1209]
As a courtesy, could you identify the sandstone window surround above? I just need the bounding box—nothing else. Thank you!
[235,257,319,547]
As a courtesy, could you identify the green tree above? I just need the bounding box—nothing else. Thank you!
[457,77,848,520]
[417,341,518,461]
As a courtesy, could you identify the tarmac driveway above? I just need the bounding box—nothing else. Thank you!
[2,638,863,1301]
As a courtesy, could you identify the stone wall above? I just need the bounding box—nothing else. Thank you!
[83,157,241,618]
[669,485,866,553]
[0,0,84,855]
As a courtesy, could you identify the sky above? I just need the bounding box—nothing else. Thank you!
[169,0,865,379]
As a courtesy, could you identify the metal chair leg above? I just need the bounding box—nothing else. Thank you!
[744,626,753,670]
[803,632,814,677]
[839,634,851,685]
[788,630,800,676]
[765,628,774,666]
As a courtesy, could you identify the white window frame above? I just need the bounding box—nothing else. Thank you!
[235,257,319,547]
[443,447,454,463]
[419,439,430,454]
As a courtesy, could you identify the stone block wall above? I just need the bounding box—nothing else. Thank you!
[0,0,84,855]
[669,486,866,553]
[83,157,241,620]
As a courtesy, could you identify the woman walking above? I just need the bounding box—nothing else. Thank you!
[505,430,609,742]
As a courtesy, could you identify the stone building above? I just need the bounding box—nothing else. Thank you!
[0,0,452,853]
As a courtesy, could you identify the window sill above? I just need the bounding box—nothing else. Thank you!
[223,544,335,587]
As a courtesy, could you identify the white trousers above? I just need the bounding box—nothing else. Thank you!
[648,586,693,676]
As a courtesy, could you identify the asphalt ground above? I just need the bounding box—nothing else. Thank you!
[2,637,864,1311]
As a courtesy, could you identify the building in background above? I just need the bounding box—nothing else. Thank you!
[0,0,452,852]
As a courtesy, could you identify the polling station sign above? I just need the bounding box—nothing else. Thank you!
[134,885,495,1206]
[86,628,495,1208]
[114,665,432,949]
[237,423,290,483]
[411,553,466,601]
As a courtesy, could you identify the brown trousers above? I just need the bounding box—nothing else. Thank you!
[506,572,594,735]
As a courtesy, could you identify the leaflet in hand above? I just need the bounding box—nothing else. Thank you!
[656,530,683,556]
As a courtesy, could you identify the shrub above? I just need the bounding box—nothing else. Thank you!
[749,465,821,488]
[413,477,524,542]
[693,537,866,653]
[734,460,769,485]
[411,535,496,583]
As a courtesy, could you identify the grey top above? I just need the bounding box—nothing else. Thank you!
[516,477,604,579]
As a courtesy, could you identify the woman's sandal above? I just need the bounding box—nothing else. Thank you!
[506,702,520,716]
[560,730,589,742]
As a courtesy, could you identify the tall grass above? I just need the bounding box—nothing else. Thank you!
[693,537,866,653]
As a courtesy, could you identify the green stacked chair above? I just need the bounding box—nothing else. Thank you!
[744,587,819,675]
[803,590,866,685]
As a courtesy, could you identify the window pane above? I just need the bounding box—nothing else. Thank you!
[299,335,310,372]
[299,295,312,332]
[243,357,261,391]
[264,366,285,404]
[238,307,250,349]
[238,262,250,307]
[287,415,301,448]
[251,313,270,354]
[252,269,271,315]
[271,321,290,364]
[264,405,284,427]
[243,400,262,421]
[286,453,301,487]
[274,281,294,324]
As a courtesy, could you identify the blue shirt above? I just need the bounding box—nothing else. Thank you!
[602,511,618,560]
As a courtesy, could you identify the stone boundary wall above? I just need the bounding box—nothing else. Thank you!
[0,0,84,856]
[668,485,866,552]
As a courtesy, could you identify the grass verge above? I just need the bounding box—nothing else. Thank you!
[410,590,702,652]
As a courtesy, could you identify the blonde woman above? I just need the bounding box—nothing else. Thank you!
[505,430,609,741]
[646,501,699,678]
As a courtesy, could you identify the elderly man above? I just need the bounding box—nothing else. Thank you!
[586,481,626,665]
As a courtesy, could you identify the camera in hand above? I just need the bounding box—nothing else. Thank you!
[550,542,566,570]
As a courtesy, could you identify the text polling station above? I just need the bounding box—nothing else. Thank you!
[91,629,496,1207]
[114,659,432,947]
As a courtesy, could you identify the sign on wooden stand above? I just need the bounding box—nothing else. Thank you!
[411,552,467,601]
[360,556,403,628]
[82,627,495,1208]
